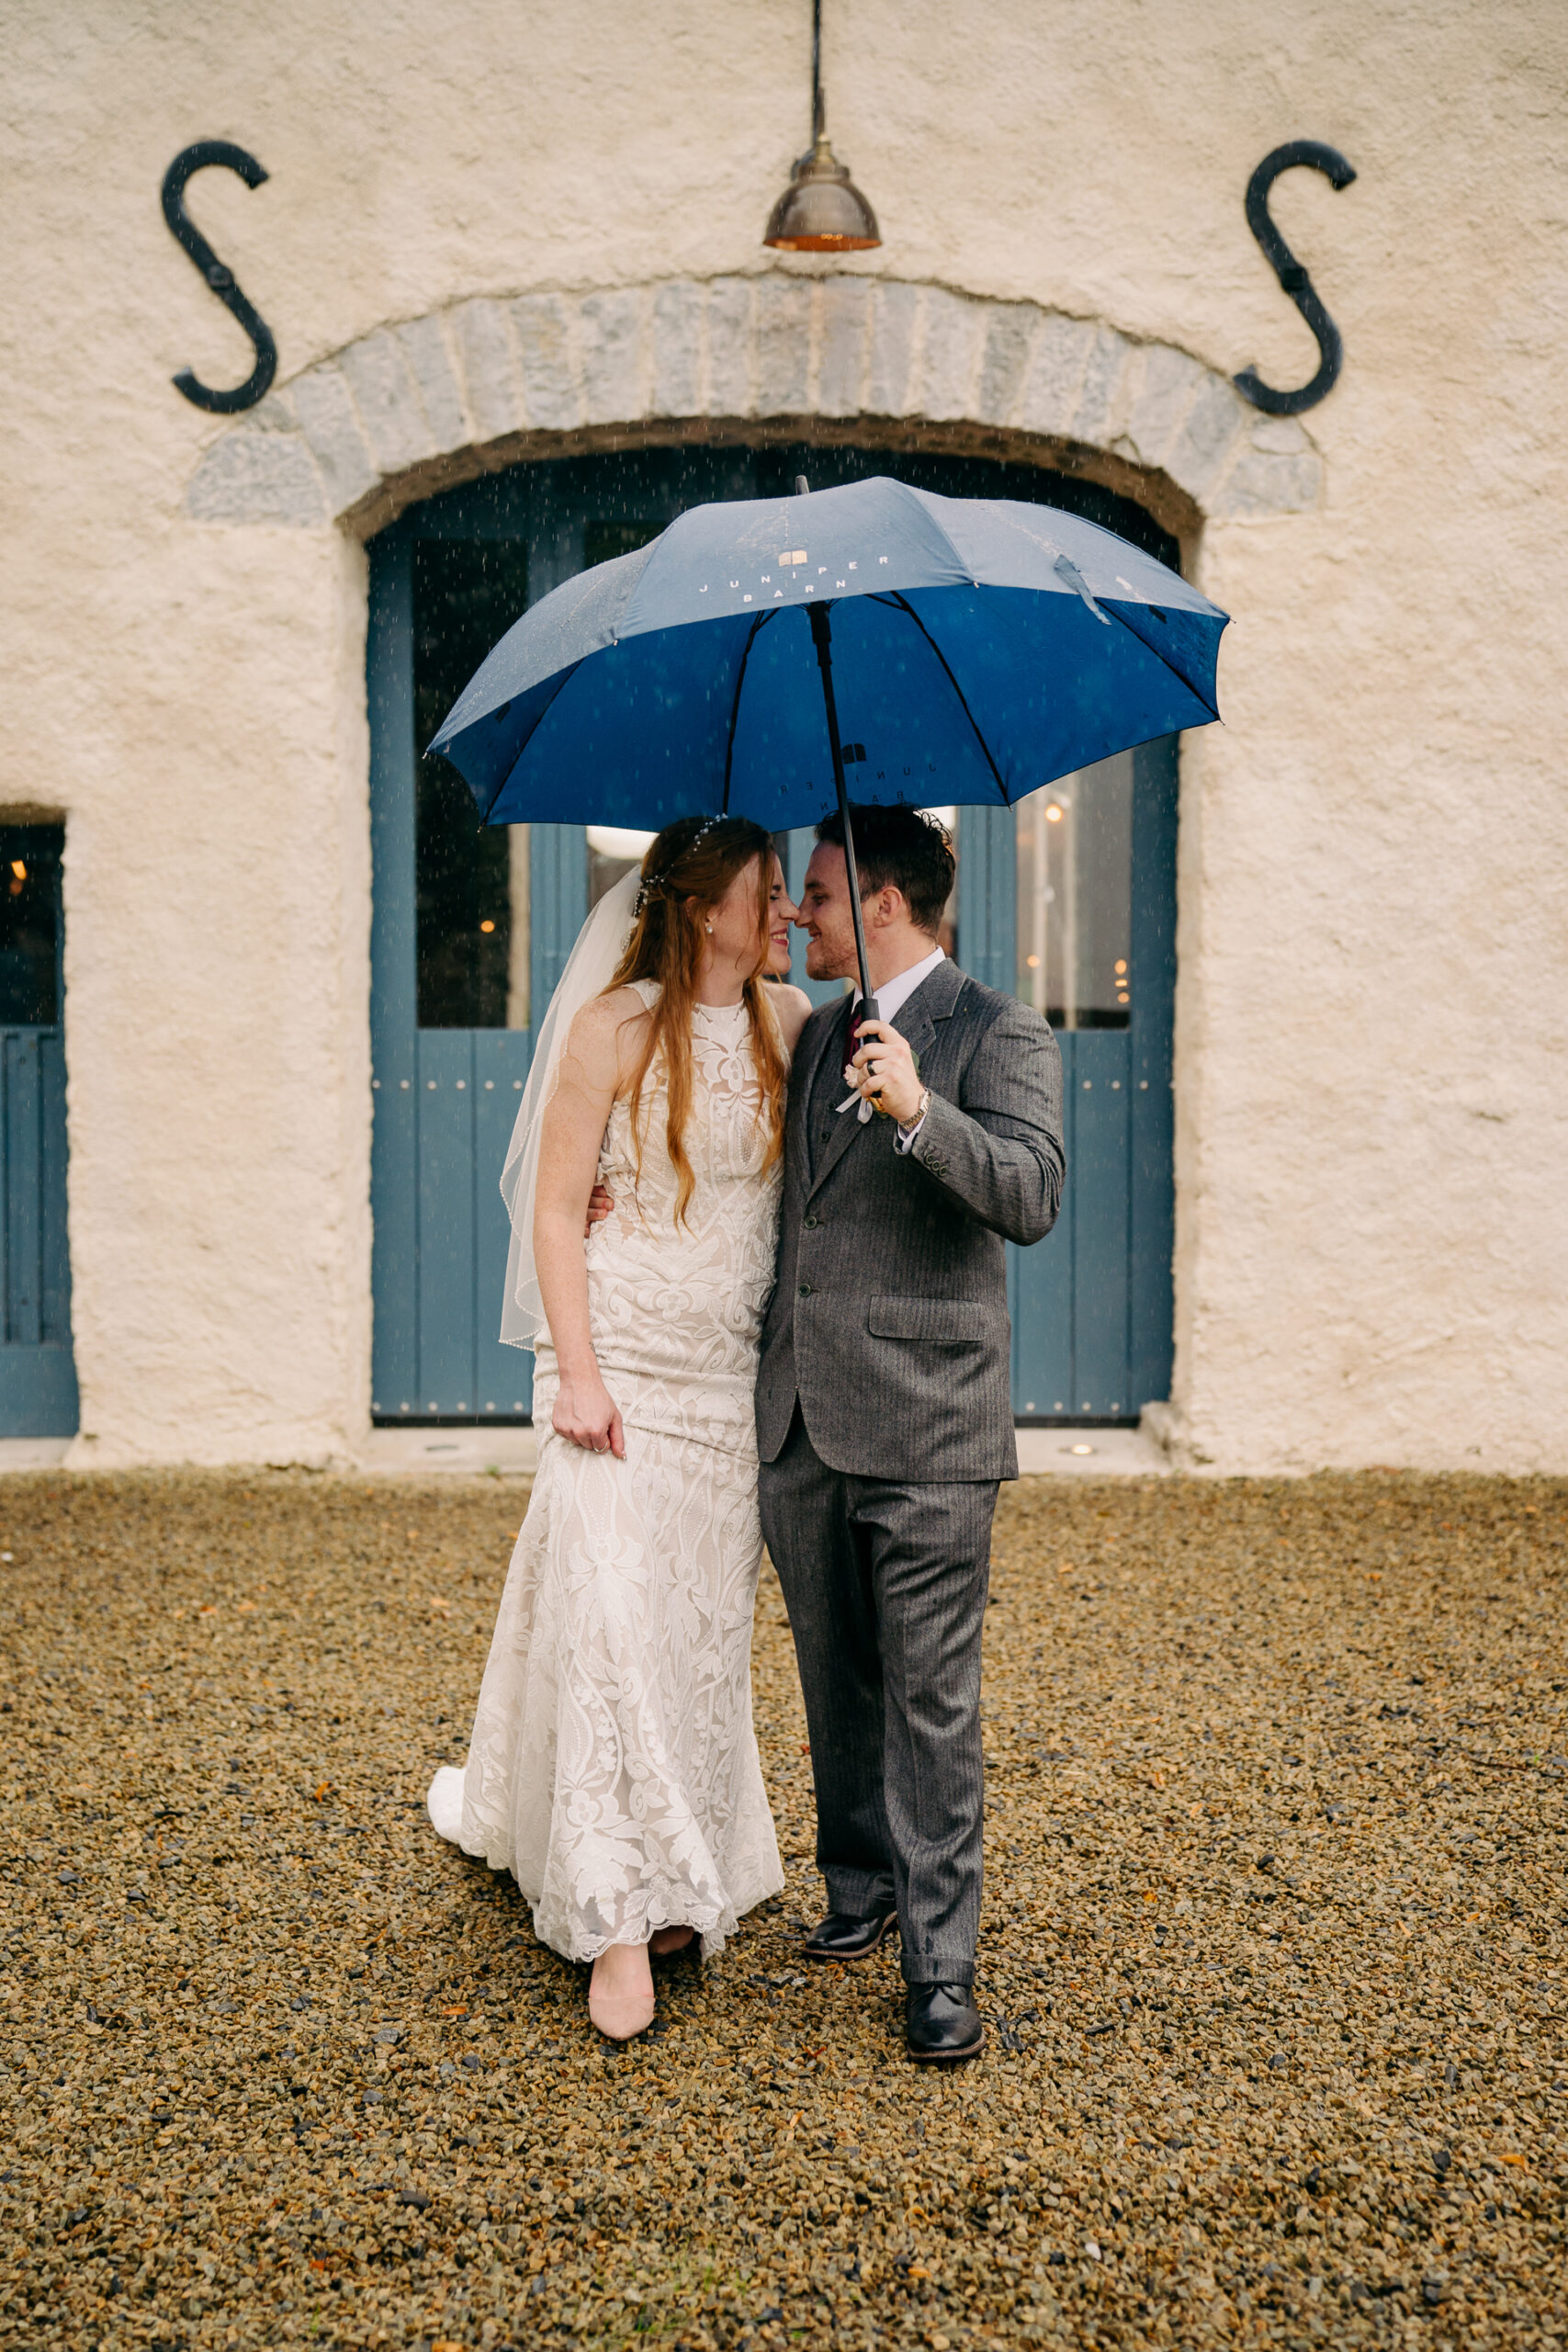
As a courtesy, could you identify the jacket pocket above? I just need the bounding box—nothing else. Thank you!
[867,1296,991,1345]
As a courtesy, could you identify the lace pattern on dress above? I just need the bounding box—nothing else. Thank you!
[430,981,785,1962]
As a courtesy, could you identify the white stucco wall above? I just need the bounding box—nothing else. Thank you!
[3,0,1564,1471]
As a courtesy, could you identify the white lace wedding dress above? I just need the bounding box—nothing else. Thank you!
[427,979,785,1962]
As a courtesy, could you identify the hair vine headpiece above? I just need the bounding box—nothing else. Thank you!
[633,812,726,916]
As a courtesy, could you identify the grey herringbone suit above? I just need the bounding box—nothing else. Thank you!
[756,958,1064,1984]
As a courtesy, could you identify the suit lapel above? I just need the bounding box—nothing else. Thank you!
[906,955,966,1035]
[892,989,940,1075]
[886,960,966,1131]
[793,996,853,1187]
[808,1025,874,1194]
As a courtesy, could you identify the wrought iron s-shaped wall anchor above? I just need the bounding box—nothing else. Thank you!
[161,141,277,413]
[1234,139,1357,417]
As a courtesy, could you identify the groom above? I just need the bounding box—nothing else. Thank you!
[757,804,1065,2064]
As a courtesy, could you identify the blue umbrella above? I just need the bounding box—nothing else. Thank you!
[430,472,1227,1017]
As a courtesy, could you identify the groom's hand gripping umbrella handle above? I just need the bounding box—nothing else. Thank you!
[845,997,908,1119]
[852,997,885,1109]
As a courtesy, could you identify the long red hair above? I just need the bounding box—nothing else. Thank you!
[606,816,788,1225]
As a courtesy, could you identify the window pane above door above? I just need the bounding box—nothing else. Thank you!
[1015,752,1134,1030]
[0,824,62,1026]
[412,536,529,1028]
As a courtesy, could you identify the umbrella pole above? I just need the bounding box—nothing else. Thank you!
[807,601,879,1028]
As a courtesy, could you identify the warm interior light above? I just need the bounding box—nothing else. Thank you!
[1070,1442,1095,1455]
[1044,804,1064,823]
[1026,954,1041,970]
[8,861,24,880]
[479,920,496,933]
[587,825,657,860]
[1113,958,1127,974]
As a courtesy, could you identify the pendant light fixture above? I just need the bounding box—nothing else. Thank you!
[763,0,881,252]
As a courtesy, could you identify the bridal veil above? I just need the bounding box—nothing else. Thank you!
[498,865,641,1350]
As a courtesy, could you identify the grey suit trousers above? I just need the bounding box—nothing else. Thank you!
[759,1407,996,1987]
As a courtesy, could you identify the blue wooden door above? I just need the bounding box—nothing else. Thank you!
[368,447,1178,1426]
[784,733,1175,1424]
[0,824,78,1435]
[368,511,536,1421]
[969,741,1179,1422]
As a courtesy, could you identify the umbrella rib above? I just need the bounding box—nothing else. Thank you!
[878,594,1009,801]
[476,660,583,825]
[721,611,775,814]
[1101,603,1220,719]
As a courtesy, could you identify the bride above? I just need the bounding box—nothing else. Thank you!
[428,815,811,2040]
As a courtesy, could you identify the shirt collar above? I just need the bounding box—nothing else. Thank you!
[852,944,948,1026]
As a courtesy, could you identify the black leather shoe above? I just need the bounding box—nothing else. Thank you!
[803,1908,899,1962]
[906,1982,984,2063]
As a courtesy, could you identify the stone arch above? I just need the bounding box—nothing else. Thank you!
[183,276,1321,540]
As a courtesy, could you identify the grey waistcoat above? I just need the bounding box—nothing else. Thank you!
[755,957,1066,1483]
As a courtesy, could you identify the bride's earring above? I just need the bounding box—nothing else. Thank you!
[705,920,714,934]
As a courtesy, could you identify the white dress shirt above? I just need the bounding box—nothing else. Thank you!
[851,943,947,1151]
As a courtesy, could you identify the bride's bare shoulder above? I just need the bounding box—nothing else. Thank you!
[564,986,653,1087]
[769,983,816,1055]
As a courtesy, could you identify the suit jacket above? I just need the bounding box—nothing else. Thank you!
[755,958,1066,1482]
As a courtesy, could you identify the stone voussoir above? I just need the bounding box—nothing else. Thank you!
[183,275,1319,529]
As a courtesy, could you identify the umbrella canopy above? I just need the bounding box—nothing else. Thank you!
[429,474,1227,838]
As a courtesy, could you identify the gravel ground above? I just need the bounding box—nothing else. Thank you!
[3,1468,1566,2352]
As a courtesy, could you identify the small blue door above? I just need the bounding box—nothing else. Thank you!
[367,447,1179,1426]
[0,823,78,1436]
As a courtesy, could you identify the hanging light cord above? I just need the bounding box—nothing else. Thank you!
[811,0,825,144]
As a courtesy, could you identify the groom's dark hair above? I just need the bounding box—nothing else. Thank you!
[815,804,955,938]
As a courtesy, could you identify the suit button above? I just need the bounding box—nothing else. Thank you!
[803,1214,819,1228]
[798,1283,814,1297]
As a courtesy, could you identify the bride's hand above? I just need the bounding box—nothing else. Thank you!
[553,1372,626,1459]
